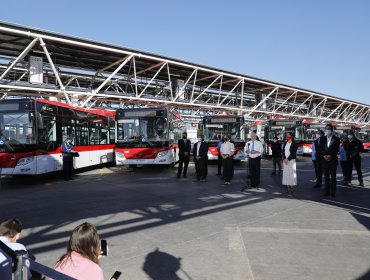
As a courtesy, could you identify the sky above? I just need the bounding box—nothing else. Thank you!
[1,0,369,105]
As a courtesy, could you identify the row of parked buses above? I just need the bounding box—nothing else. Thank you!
[0,98,368,176]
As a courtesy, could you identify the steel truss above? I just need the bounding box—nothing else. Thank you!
[0,21,369,125]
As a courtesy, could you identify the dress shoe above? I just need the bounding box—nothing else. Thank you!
[323,193,330,197]
[313,184,321,188]
[359,181,364,187]
[271,172,276,175]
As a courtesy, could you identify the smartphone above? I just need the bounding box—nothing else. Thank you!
[110,271,122,280]
[100,239,108,256]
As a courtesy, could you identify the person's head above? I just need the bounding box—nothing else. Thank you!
[57,222,101,266]
[250,132,257,141]
[66,135,73,144]
[316,130,324,139]
[224,134,230,142]
[0,218,23,242]
[285,132,294,141]
[324,124,334,136]
[198,135,204,142]
[182,132,187,139]
[347,130,354,140]
[273,136,278,143]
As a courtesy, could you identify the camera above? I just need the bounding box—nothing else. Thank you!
[100,239,108,256]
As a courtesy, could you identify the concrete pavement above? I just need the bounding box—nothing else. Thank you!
[0,155,369,280]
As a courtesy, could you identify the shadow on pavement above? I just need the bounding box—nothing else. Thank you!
[142,248,190,280]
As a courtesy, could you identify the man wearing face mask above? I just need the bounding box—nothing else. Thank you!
[177,132,191,178]
[318,124,340,197]
[192,135,209,182]
[242,132,264,189]
[220,134,235,185]
[345,130,364,186]
[271,136,282,175]
[62,135,76,181]
[312,130,324,188]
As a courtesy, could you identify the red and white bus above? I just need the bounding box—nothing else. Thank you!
[115,108,184,166]
[0,98,116,175]
[301,121,360,154]
[358,127,370,152]
[263,119,304,155]
[199,115,246,161]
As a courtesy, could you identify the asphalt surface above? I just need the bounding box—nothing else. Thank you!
[1,155,369,280]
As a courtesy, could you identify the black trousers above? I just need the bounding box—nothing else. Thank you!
[194,157,208,180]
[217,154,223,175]
[340,160,350,181]
[177,155,190,176]
[312,159,323,186]
[249,156,261,188]
[63,156,73,180]
[322,160,337,195]
[222,157,234,182]
[348,157,363,183]
[272,156,281,174]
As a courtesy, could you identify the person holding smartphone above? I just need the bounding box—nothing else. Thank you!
[54,222,104,280]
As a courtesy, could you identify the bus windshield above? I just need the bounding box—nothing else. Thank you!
[204,122,243,141]
[266,126,303,141]
[117,117,168,142]
[0,111,35,145]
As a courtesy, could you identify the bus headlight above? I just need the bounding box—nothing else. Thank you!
[16,157,34,166]
[116,152,125,159]
[157,151,168,157]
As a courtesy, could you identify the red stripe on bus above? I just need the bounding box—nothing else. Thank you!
[0,145,115,167]
[115,147,171,159]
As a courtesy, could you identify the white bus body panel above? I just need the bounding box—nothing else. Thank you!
[0,149,114,176]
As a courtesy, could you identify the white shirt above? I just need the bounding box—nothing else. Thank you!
[326,136,332,148]
[0,236,27,251]
[244,140,264,158]
[196,141,201,156]
[284,142,292,158]
[220,141,235,156]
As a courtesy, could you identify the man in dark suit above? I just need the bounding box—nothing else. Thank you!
[345,130,364,186]
[318,124,340,197]
[192,135,209,182]
[177,132,191,178]
[312,130,324,188]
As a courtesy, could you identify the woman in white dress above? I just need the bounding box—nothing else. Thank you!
[282,132,297,195]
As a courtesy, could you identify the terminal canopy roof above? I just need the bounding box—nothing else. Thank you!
[0,21,369,125]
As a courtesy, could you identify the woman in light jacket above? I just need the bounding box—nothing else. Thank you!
[54,222,104,280]
[282,132,298,195]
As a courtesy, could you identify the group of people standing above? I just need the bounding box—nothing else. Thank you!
[312,126,364,196]
[177,132,235,184]
[177,123,365,198]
